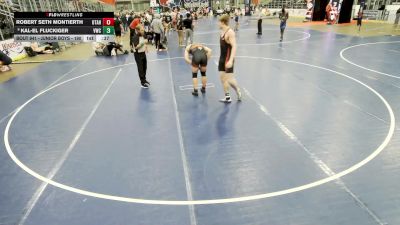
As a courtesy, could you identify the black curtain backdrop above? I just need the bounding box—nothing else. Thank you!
[338,0,355,23]
[313,0,329,21]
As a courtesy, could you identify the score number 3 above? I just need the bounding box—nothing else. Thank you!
[103,26,115,35]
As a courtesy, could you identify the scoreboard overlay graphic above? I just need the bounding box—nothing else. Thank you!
[14,12,115,42]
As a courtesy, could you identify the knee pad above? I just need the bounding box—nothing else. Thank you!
[201,71,206,77]
[192,72,198,78]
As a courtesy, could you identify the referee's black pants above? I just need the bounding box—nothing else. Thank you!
[134,51,147,84]
[257,19,262,34]
[154,33,161,50]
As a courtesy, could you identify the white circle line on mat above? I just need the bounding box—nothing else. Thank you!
[195,29,311,46]
[4,56,395,205]
[340,41,400,79]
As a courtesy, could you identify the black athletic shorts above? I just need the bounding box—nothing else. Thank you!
[357,18,362,26]
[192,53,207,67]
[218,59,234,73]
[115,30,122,37]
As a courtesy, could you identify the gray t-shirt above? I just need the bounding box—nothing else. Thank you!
[151,18,164,34]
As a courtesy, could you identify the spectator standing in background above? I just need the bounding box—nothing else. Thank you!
[146,12,153,23]
[126,13,132,32]
[127,12,134,28]
[279,5,289,41]
[164,12,172,35]
[183,13,194,46]
[121,13,128,32]
[114,13,124,44]
[256,8,263,35]
[357,7,363,32]
[127,13,134,49]
[151,14,167,51]
[394,8,400,27]
[234,12,239,31]
[177,14,185,46]
[326,2,332,24]
[143,17,153,44]
[171,9,177,30]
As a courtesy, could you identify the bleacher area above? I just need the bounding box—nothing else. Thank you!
[266,0,307,9]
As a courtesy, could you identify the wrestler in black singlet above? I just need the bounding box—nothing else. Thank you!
[190,46,208,67]
[218,29,234,73]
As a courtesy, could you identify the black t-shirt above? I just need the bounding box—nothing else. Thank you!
[177,19,183,30]
[165,15,172,23]
[121,16,127,23]
[183,18,193,30]
[127,16,134,27]
[114,17,122,31]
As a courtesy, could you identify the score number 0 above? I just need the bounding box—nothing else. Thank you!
[103,18,114,26]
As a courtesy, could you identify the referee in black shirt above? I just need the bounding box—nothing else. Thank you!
[132,25,150,88]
